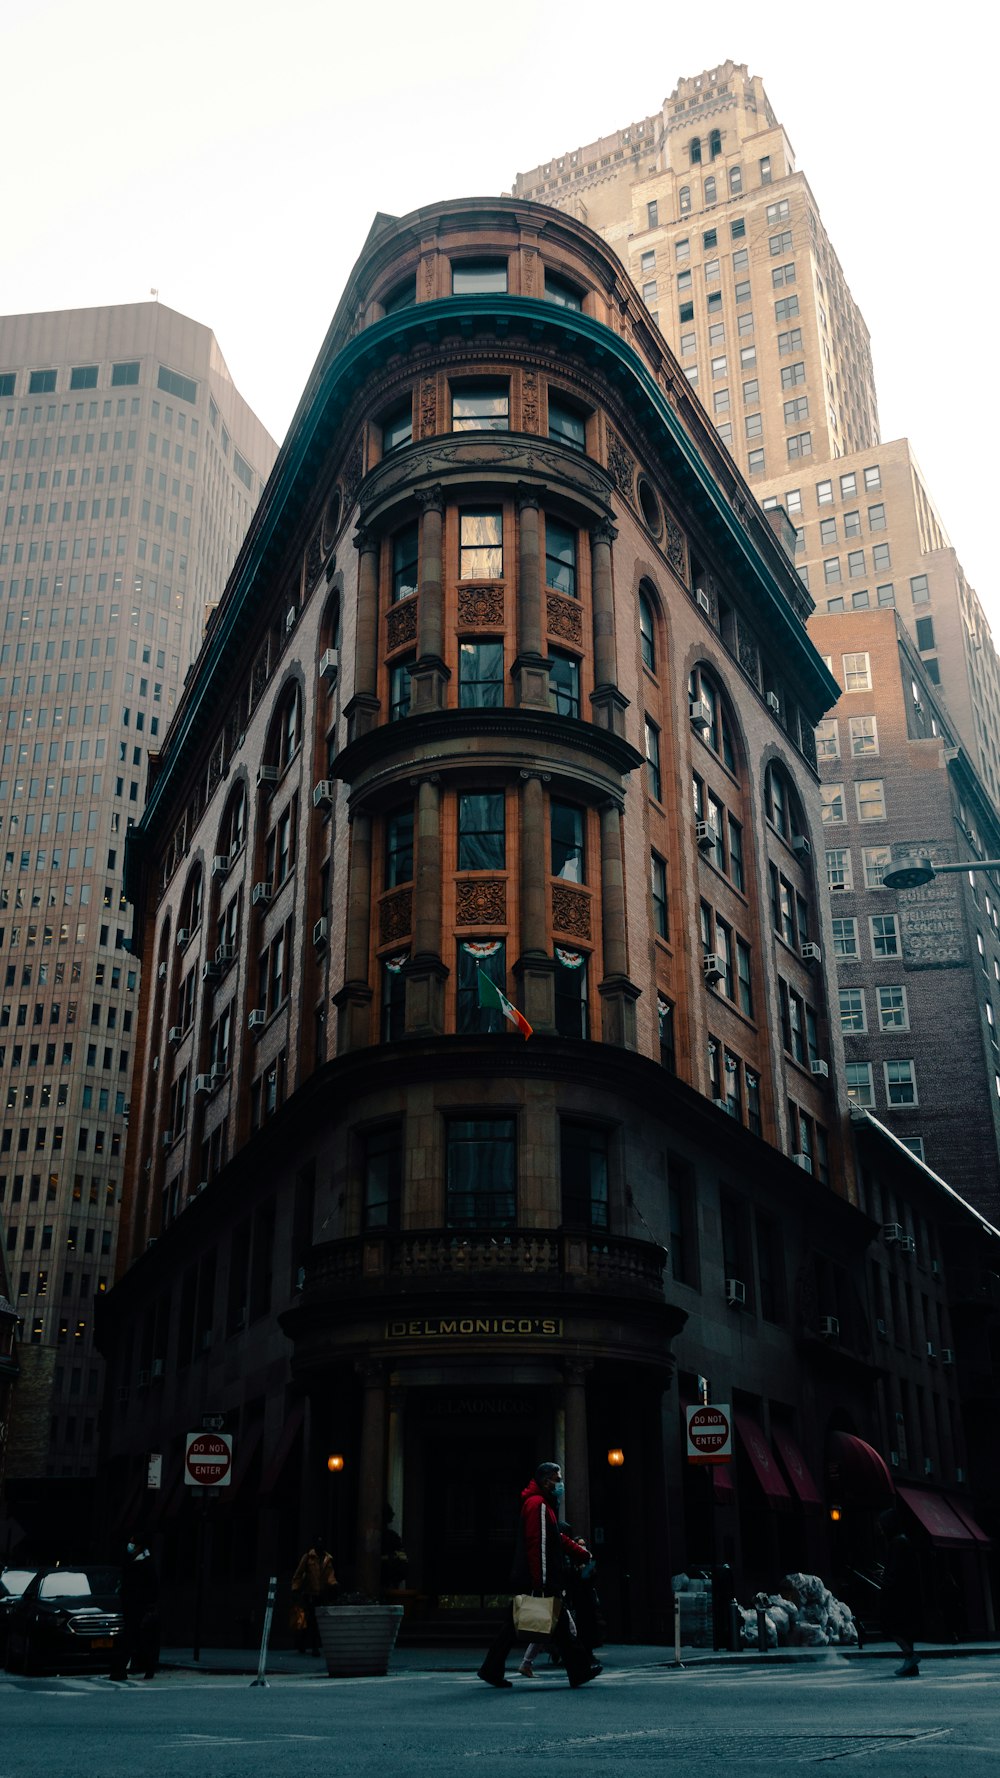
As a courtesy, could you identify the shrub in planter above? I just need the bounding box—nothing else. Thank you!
[315,1595,404,1677]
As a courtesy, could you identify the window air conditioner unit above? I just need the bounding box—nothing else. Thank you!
[211,854,230,878]
[229,835,243,859]
[214,944,236,966]
[194,1073,215,1096]
[695,820,715,852]
[810,1058,829,1079]
[792,834,811,859]
[792,1152,813,1172]
[161,1130,174,1149]
[941,1348,955,1366]
[712,1097,730,1112]
[725,1277,746,1307]
[256,764,279,787]
[157,961,167,981]
[313,917,329,947]
[151,1358,165,1380]
[201,959,221,982]
[695,586,711,615]
[177,928,189,947]
[319,647,339,683]
[882,1222,903,1244]
[252,881,272,907]
[930,1258,942,1277]
[926,1342,937,1360]
[801,941,822,964]
[703,952,724,985]
[889,1450,900,1468]
[312,780,334,810]
[248,1008,266,1031]
[819,1315,840,1338]
[766,691,781,715]
[898,1234,916,1255]
[923,1457,933,1477]
[285,605,297,634]
[876,1317,888,1337]
[689,698,711,731]
[167,1025,183,1045]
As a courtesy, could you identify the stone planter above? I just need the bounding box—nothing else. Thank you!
[315,1604,404,1676]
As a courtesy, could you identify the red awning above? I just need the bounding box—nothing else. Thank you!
[945,1497,993,1547]
[772,1425,824,1508]
[260,1402,305,1499]
[826,1431,895,1506]
[897,1487,978,1548]
[735,1414,792,1506]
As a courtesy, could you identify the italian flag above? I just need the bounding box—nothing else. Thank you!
[477,967,533,1040]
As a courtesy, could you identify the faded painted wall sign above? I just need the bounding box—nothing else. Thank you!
[894,844,966,969]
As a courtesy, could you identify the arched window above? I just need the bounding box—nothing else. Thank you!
[689,137,702,165]
[729,165,743,196]
[179,866,203,938]
[709,129,722,159]
[764,761,806,844]
[265,684,302,773]
[219,781,248,860]
[704,176,717,206]
[679,186,692,215]
[689,667,737,774]
[639,588,656,672]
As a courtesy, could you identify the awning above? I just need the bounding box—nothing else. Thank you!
[772,1425,823,1508]
[826,1431,895,1506]
[945,1497,994,1547]
[897,1487,978,1548]
[735,1414,792,1506]
[260,1402,305,1499]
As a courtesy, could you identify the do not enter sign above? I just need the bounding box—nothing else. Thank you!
[686,1403,733,1466]
[185,1430,234,1487]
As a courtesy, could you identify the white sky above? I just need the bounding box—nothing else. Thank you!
[2,2,992,623]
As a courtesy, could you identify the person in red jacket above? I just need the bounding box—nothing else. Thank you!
[477,1462,601,1689]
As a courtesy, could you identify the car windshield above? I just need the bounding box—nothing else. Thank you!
[0,1569,36,1598]
[38,1568,121,1601]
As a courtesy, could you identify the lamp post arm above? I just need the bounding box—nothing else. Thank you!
[928,860,1000,875]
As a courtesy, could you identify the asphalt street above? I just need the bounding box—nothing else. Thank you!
[1,1655,997,1777]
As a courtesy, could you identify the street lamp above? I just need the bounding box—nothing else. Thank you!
[327,1454,345,1559]
[882,851,1000,891]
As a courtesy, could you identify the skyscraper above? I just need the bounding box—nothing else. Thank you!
[0,302,275,1524]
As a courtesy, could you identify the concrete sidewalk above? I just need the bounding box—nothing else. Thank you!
[159,1639,1000,1677]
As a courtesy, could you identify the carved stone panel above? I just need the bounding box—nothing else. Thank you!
[386,599,418,652]
[551,885,592,940]
[342,436,364,509]
[457,584,504,629]
[606,429,634,501]
[522,369,538,433]
[419,376,437,439]
[206,739,224,800]
[379,888,413,946]
[304,528,324,597]
[249,643,269,712]
[735,613,762,688]
[546,593,583,647]
[456,879,507,926]
[665,513,687,580]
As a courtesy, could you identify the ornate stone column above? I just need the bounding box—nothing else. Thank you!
[597,799,639,1049]
[355,1360,388,1599]
[332,810,373,1051]
[404,775,447,1036]
[513,771,556,1033]
[563,1361,592,1536]
[511,486,551,710]
[345,527,381,742]
[409,485,450,714]
[589,519,628,737]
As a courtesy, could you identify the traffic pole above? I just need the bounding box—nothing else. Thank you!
[250,1576,277,1688]
[673,1592,684,1667]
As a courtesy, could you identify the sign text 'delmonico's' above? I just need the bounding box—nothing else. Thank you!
[387,1315,563,1338]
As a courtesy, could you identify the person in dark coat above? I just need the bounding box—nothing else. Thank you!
[110,1541,160,1681]
[477,1462,600,1689]
[878,1507,923,1676]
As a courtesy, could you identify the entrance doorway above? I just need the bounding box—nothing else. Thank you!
[422,1421,537,1601]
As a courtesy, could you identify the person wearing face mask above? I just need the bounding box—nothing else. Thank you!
[477,1462,599,1689]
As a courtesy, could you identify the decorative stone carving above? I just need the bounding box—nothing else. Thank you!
[551,885,592,940]
[249,644,269,711]
[386,599,418,651]
[735,613,762,687]
[206,739,224,800]
[456,879,506,926]
[521,369,538,433]
[415,482,444,516]
[379,888,412,946]
[606,430,634,500]
[665,514,687,579]
[546,593,583,647]
[457,584,504,628]
[323,491,342,553]
[304,528,324,596]
[798,714,817,772]
[343,437,364,509]
[419,376,436,439]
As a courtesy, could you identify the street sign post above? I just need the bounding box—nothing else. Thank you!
[147,1453,162,1490]
[185,1430,233,1487]
[686,1402,733,1465]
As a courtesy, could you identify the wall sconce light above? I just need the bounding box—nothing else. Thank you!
[607,1448,625,1468]
[327,1453,345,1473]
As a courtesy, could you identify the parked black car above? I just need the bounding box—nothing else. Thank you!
[4,1567,123,1674]
[0,1568,37,1659]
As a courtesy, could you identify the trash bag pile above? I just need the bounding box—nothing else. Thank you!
[738,1573,859,1647]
